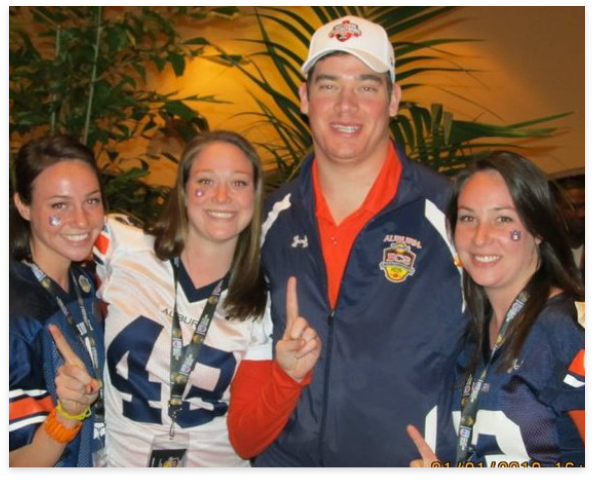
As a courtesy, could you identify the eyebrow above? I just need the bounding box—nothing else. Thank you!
[457,205,516,212]
[194,170,252,175]
[312,73,384,84]
[49,189,102,199]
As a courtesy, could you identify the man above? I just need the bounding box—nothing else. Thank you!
[256,16,467,466]
[552,174,585,277]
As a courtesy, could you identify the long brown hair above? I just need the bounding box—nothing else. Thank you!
[446,151,584,372]
[147,130,266,321]
[10,135,105,261]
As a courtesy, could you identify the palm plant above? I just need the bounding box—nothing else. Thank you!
[10,6,238,222]
[226,6,568,186]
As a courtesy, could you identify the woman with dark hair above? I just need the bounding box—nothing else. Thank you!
[94,130,320,467]
[9,135,105,466]
[408,151,584,467]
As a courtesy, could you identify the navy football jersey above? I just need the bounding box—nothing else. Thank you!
[432,295,585,467]
[9,260,105,467]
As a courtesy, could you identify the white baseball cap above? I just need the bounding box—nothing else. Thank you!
[301,16,395,82]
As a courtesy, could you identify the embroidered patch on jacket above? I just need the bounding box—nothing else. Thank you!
[379,236,421,283]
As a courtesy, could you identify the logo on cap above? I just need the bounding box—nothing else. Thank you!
[329,20,362,43]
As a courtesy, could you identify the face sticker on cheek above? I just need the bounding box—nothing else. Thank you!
[195,189,205,198]
[510,230,521,242]
[49,215,61,227]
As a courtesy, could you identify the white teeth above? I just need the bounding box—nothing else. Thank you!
[333,124,359,134]
[65,234,89,242]
[207,211,234,219]
[474,255,499,263]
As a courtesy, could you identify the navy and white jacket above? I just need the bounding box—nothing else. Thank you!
[255,147,468,466]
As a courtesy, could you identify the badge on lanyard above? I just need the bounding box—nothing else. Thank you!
[148,433,189,467]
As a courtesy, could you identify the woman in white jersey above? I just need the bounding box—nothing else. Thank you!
[94,131,320,467]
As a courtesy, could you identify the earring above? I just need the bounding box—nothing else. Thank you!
[49,215,61,226]
[453,254,463,268]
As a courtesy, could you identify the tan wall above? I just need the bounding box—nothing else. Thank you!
[143,6,584,185]
[428,6,584,175]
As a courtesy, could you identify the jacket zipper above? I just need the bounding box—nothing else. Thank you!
[316,214,381,464]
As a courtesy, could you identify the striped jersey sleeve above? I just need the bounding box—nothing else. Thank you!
[9,325,53,451]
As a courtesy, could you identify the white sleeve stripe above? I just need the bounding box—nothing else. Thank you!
[9,414,47,432]
[9,389,48,399]
[563,374,585,388]
[424,405,438,452]
[424,199,454,260]
[424,199,465,313]
[261,193,292,248]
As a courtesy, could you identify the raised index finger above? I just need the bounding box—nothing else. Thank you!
[285,276,299,336]
[406,424,438,465]
[48,324,84,368]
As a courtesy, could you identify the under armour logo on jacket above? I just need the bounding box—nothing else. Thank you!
[291,235,308,248]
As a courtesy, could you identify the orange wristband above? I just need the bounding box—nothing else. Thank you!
[43,407,83,444]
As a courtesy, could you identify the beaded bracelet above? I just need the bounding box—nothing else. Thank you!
[56,402,91,421]
[43,408,83,444]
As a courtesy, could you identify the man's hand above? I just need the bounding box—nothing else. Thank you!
[275,277,321,383]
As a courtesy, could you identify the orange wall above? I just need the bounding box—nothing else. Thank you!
[137,7,584,185]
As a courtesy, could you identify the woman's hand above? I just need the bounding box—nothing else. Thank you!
[49,325,100,419]
[406,424,440,467]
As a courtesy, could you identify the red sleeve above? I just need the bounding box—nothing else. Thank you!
[568,410,585,442]
[227,359,312,459]
[567,350,585,443]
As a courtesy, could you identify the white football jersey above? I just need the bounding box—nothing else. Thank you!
[94,215,273,467]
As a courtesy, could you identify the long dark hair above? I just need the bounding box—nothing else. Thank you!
[147,130,266,321]
[446,151,584,371]
[10,135,104,261]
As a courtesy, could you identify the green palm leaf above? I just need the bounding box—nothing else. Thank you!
[223,6,568,186]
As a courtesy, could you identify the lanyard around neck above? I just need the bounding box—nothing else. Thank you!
[456,292,528,466]
[168,257,226,437]
[24,260,102,382]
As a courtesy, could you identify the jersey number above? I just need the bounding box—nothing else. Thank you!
[108,316,236,427]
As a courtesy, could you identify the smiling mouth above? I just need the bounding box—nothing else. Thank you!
[331,123,361,134]
[473,255,500,263]
[64,233,91,242]
[206,211,235,219]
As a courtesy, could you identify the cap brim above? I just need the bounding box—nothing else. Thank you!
[301,47,394,82]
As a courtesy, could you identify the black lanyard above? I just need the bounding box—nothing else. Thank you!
[25,261,102,379]
[455,291,528,464]
[25,261,103,417]
[168,258,226,437]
